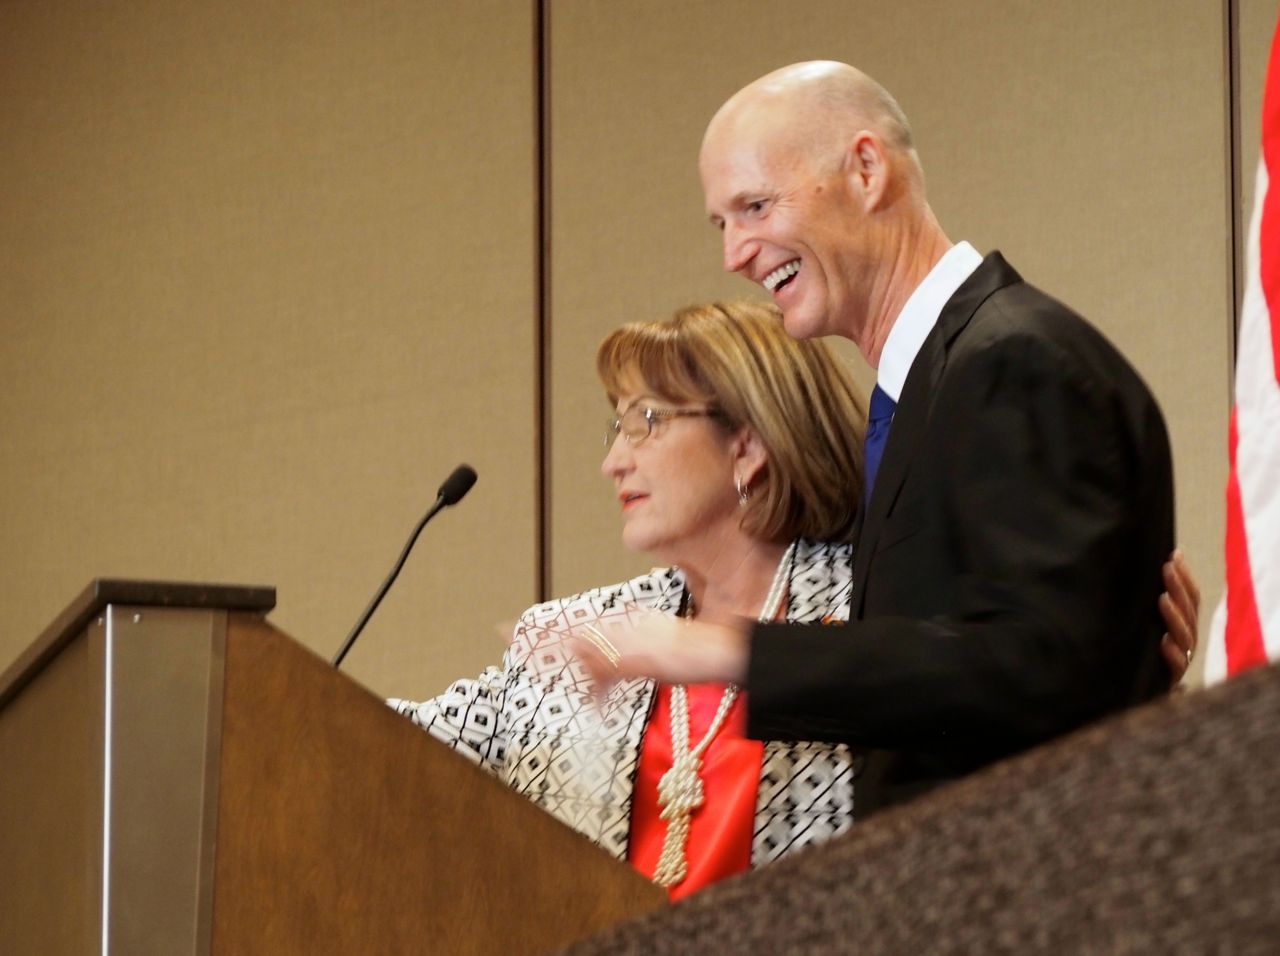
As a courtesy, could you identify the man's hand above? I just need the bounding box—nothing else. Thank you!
[1160,548,1201,686]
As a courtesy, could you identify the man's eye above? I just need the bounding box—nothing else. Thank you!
[746,199,767,214]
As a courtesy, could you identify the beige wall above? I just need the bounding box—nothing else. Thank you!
[3,1,1269,696]
[0,1,538,698]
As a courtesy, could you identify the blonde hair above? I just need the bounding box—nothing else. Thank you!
[596,301,865,543]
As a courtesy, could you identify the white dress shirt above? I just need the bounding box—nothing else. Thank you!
[876,241,983,401]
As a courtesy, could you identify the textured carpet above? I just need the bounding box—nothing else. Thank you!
[561,663,1280,954]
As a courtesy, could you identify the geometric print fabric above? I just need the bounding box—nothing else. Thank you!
[388,538,859,871]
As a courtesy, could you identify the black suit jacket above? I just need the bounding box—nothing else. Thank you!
[747,253,1174,815]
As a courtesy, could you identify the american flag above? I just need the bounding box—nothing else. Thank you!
[1206,20,1280,682]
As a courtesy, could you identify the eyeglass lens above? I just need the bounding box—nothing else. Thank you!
[605,406,653,445]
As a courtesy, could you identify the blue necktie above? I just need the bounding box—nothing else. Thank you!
[863,384,897,508]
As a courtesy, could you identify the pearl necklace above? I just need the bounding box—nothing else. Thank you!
[652,540,796,888]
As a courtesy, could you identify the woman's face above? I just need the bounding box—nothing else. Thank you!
[601,394,743,563]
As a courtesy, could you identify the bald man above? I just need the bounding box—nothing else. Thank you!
[584,62,1187,815]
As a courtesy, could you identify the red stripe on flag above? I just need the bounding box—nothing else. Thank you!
[1223,409,1269,675]
[1262,22,1280,386]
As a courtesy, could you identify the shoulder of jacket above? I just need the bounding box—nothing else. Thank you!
[519,566,686,626]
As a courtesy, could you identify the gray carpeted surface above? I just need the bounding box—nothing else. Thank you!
[561,663,1280,954]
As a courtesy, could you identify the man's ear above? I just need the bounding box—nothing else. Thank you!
[732,426,770,489]
[844,130,890,211]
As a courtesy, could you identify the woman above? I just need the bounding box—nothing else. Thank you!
[391,300,867,899]
[390,300,1199,899]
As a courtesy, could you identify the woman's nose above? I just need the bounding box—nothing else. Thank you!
[601,430,633,477]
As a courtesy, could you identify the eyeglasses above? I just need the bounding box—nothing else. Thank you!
[605,405,723,446]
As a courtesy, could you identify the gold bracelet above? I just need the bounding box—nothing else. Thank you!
[579,623,621,668]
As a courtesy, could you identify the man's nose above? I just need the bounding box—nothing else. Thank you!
[722,222,756,275]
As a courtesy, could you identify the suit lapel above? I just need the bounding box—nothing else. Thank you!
[850,253,1023,614]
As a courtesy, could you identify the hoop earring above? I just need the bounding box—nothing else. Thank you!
[736,474,750,507]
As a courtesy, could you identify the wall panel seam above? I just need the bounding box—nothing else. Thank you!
[1226,0,1243,379]
[536,0,552,602]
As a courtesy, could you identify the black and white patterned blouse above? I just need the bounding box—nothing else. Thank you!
[388,538,859,868]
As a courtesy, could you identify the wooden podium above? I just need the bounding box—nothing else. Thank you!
[0,580,665,955]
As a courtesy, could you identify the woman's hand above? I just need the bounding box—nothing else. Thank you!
[571,612,751,690]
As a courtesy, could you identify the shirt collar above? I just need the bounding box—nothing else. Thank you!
[876,241,983,401]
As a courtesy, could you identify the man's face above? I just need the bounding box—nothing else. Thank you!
[700,115,867,341]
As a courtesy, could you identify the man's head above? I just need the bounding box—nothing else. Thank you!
[700,61,937,353]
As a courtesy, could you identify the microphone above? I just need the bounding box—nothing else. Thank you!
[436,464,477,506]
[332,464,478,668]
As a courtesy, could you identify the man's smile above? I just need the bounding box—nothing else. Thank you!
[763,259,801,292]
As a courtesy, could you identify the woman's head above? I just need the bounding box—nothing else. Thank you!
[597,300,865,545]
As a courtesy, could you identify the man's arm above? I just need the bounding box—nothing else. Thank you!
[748,323,1174,754]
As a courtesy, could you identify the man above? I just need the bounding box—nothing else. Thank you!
[583,62,1196,814]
